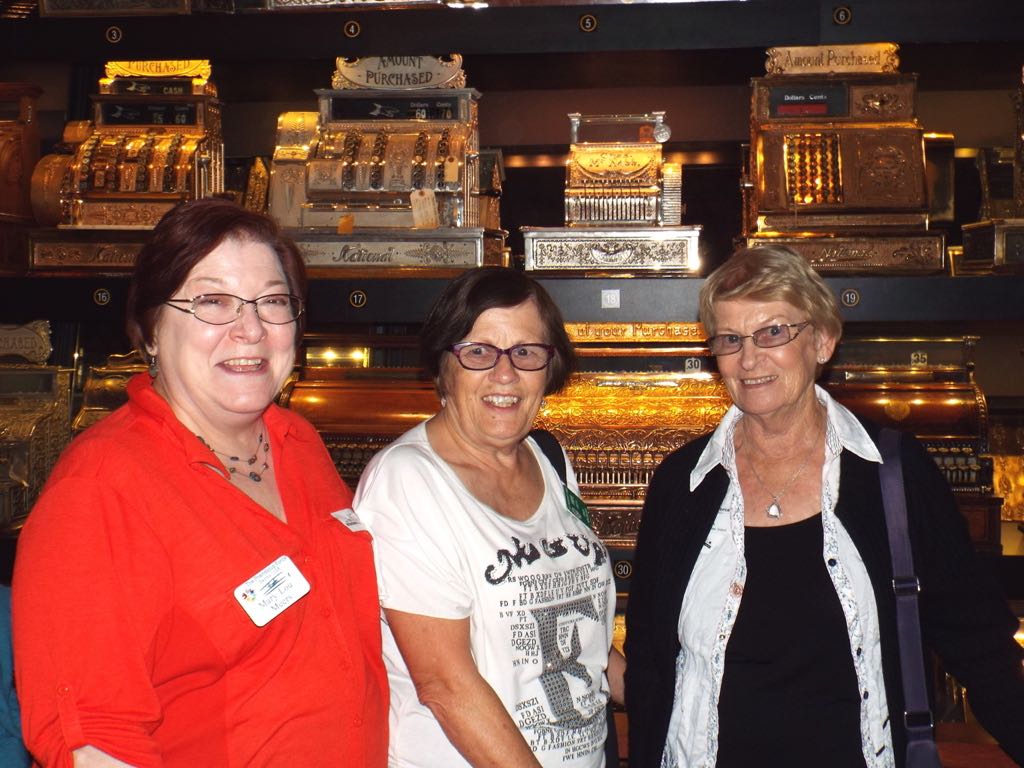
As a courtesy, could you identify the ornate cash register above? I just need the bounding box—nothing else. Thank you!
[961,64,1024,274]
[744,43,945,273]
[823,334,1002,552]
[282,323,1000,592]
[269,54,505,273]
[0,321,72,533]
[27,60,223,271]
[70,319,1000,571]
[0,83,42,226]
[0,83,42,274]
[522,112,701,274]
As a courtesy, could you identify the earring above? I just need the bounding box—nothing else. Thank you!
[148,354,159,377]
[440,396,447,408]
[817,357,827,364]
[540,398,548,409]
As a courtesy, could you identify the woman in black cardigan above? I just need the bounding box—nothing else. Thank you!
[625,245,1024,768]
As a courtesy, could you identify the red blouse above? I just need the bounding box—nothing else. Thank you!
[13,374,387,767]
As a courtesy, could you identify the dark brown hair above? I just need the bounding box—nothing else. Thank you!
[126,198,308,354]
[420,267,577,397]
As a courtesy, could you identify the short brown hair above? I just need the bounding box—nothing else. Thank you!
[699,245,843,341]
[420,267,577,397]
[126,198,307,353]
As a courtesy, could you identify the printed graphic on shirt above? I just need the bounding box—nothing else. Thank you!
[484,530,611,763]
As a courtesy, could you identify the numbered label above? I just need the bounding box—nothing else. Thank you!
[832,5,852,25]
[683,357,701,372]
[93,288,112,306]
[579,13,598,32]
[348,289,367,309]
[910,351,928,366]
[840,288,860,308]
[343,20,361,38]
[613,559,633,580]
[105,26,123,44]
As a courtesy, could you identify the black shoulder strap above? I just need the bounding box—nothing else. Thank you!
[529,428,567,486]
[878,427,942,768]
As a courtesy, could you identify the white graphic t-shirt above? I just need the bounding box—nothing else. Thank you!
[354,421,616,768]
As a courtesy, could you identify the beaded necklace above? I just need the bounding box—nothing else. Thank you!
[197,428,270,483]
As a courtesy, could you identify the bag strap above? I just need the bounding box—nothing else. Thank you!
[877,428,942,768]
[527,428,620,764]
[529,428,567,486]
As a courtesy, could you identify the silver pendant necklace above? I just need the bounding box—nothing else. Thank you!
[743,420,819,519]
[197,427,270,483]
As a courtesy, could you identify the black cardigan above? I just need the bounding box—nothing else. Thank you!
[624,420,1024,768]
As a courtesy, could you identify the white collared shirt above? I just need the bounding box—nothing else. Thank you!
[661,386,895,768]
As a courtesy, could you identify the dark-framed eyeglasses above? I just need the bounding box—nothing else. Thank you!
[164,293,304,326]
[707,321,812,356]
[447,342,555,371]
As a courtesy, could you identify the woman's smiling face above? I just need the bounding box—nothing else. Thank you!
[149,236,297,434]
[438,299,551,452]
[712,297,835,423]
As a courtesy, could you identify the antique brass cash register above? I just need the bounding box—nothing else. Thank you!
[65,320,998,577]
[269,55,504,273]
[0,84,42,226]
[823,334,1002,551]
[0,321,72,532]
[961,64,1024,274]
[0,83,42,274]
[27,60,223,271]
[522,112,701,274]
[744,43,945,273]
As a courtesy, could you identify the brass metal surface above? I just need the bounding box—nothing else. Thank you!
[748,232,945,274]
[331,55,466,91]
[961,219,1024,274]
[522,226,701,274]
[0,363,72,532]
[29,61,223,233]
[764,43,900,77]
[268,57,488,264]
[71,351,147,433]
[103,60,212,84]
[745,49,939,274]
[562,112,683,229]
[29,229,145,271]
[0,320,52,364]
[0,83,42,223]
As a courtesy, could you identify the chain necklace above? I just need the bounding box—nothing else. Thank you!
[742,418,820,519]
[197,428,270,483]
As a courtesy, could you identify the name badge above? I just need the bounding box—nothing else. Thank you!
[564,487,592,528]
[332,507,368,534]
[233,555,310,627]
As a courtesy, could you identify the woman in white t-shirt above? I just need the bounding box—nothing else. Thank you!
[354,267,623,768]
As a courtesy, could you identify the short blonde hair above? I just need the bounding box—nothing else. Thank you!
[699,245,843,341]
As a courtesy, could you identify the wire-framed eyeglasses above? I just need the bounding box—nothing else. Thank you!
[707,321,812,356]
[164,293,304,326]
[447,342,555,371]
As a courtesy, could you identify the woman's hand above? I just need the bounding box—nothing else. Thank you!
[385,609,542,768]
[607,647,626,707]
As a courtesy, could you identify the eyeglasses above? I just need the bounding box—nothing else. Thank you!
[447,342,555,371]
[707,321,812,356]
[164,293,304,326]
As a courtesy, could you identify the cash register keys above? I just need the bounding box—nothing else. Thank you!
[26,60,223,273]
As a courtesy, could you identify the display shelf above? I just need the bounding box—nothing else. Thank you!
[313,274,1024,324]
[6,274,1024,327]
[1,0,1023,63]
